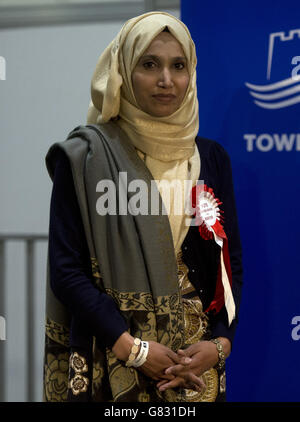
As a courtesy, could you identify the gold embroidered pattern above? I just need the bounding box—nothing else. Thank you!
[70,352,88,373]
[88,256,186,401]
[45,317,70,347]
[176,250,222,402]
[44,352,69,401]
[69,352,89,396]
[220,371,226,393]
[138,392,150,402]
[106,288,183,350]
[177,251,208,345]
[182,299,209,345]
[105,288,180,315]
[87,250,224,402]
[90,255,183,352]
[90,256,181,314]
[69,374,89,396]
[108,361,138,401]
[92,361,104,392]
[177,250,193,293]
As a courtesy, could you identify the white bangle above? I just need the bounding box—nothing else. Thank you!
[132,341,149,367]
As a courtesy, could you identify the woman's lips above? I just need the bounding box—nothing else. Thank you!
[152,94,176,103]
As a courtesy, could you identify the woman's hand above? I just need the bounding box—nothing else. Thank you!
[138,341,187,381]
[156,373,206,393]
[112,333,187,382]
[157,337,231,392]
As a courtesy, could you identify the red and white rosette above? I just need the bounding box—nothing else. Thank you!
[191,184,235,326]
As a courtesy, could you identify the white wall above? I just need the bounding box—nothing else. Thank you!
[0,20,125,235]
[0,9,179,402]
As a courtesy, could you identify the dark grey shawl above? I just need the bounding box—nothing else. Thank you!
[44,122,184,402]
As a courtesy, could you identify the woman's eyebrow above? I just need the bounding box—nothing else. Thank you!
[139,54,160,61]
[139,54,187,62]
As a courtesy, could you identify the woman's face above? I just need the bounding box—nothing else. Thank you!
[132,31,190,117]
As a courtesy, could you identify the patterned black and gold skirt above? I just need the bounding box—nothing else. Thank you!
[43,250,226,402]
[177,250,226,402]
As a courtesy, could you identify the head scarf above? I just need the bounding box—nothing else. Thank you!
[87,11,199,162]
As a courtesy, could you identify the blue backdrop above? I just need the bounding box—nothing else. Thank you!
[181,0,300,401]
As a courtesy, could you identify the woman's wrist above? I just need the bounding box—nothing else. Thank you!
[126,339,149,367]
[112,331,135,361]
[217,337,231,358]
[210,337,231,370]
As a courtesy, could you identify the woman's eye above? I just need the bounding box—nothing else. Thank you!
[174,62,185,70]
[143,61,156,69]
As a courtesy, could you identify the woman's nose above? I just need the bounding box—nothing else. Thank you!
[157,68,174,88]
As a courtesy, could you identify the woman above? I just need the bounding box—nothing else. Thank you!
[44,12,242,402]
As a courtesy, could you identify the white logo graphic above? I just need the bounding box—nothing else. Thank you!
[245,29,300,109]
[244,133,300,152]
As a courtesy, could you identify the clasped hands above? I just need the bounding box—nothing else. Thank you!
[112,333,230,393]
[138,340,221,393]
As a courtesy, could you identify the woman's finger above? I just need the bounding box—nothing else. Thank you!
[182,374,205,392]
[159,373,175,380]
[182,343,200,357]
[178,355,192,365]
[164,363,185,375]
[186,382,202,392]
[164,358,192,376]
[188,373,206,389]
[158,377,184,392]
[156,379,168,388]
[166,349,182,364]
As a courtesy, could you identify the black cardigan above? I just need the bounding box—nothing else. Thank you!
[48,135,243,348]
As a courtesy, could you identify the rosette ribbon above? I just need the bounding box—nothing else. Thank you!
[191,184,235,326]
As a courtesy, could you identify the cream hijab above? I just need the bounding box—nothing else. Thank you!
[87,12,200,254]
[87,11,199,162]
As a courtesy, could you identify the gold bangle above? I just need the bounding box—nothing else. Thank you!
[210,338,226,370]
[125,338,141,367]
